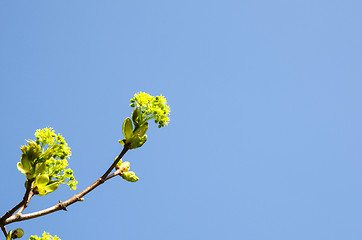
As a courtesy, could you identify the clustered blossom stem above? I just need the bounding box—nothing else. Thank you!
[1,146,128,229]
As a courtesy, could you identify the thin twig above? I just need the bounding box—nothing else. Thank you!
[105,168,123,181]
[0,179,34,224]
[4,146,128,225]
[101,145,128,179]
[0,225,7,238]
[16,190,34,215]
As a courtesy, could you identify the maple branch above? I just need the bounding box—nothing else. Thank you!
[4,146,128,225]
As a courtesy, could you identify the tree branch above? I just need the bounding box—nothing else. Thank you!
[4,146,128,225]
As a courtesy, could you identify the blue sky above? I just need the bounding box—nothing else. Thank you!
[1,1,362,239]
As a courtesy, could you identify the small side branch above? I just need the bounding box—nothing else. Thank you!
[0,179,34,225]
[105,168,122,181]
[16,190,34,215]
[1,225,7,238]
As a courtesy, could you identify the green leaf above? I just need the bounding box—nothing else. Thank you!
[34,174,50,190]
[34,162,46,175]
[122,117,133,140]
[17,162,27,174]
[133,122,148,137]
[21,154,32,173]
[132,107,141,127]
[25,172,36,180]
[128,135,147,149]
[43,182,60,194]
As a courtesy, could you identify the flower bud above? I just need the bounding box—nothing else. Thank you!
[11,228,24,239]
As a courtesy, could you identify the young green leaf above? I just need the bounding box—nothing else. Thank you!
[43,182,60,195]
[17,162,27,174]
[34,162,46,175]
[122,117,134,140]
[34,174,50,190]
[20,154,32,173]
[133,122,148,137]
[132,107,141,128]
[128,135,147,149]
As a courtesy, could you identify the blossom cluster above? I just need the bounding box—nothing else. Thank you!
[17,128,77,196]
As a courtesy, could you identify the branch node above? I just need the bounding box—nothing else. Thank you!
[58,201,67,211]
[76,196,84,202]
[14,213,21,220]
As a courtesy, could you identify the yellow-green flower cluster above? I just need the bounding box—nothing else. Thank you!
[30,232,61,240]
[130,92,170,128]
[17,128,77,195]
[35,128,71,160]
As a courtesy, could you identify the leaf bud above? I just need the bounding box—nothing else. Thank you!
[118,139,126,146]
[120,161,130,172]
[121,171,139,182]
[11,228,24,239]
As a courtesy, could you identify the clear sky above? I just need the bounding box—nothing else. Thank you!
[1,1,362,240]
